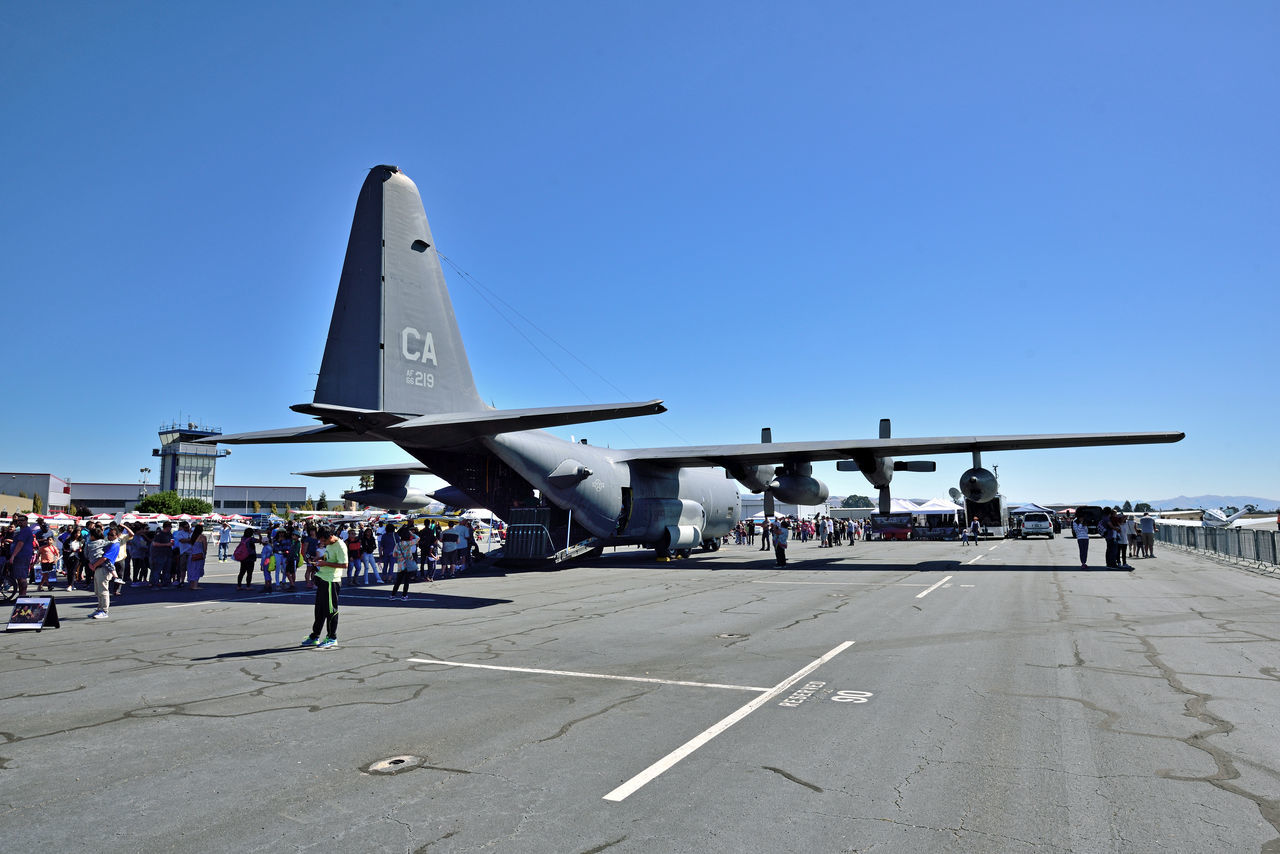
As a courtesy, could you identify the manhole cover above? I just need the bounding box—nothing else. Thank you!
[363,755,425,775]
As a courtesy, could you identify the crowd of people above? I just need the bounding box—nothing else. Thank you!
[731,516,867,549]
[1072,509,1157,570]
[0,513,486,623]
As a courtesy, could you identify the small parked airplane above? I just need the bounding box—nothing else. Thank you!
[201,165,1184,560]
[1201,506,1255,527]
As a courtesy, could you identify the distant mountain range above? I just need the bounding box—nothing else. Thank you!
[829,494,1279,511]
[1080,495,1278,511]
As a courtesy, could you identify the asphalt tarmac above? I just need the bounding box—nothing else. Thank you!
[2,537,1278,853]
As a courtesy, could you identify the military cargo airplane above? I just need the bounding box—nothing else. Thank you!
[202,165,1184,560]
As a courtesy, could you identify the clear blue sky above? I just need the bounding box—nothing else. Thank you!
[2,2,1276,505]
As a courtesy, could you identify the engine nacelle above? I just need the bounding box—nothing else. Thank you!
[727,463,774,493]
[342,486,433,511]
[959,468,999,504]
[768,475,830,506]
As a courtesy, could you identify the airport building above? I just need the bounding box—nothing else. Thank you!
[71,482,307,514]
[0,473,72,513]
[153,422,229,506]
[2,421,306,517]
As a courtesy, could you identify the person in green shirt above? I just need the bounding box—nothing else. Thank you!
[302,526,346,648]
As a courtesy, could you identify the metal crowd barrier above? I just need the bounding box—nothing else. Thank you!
[1155,525,1280,568]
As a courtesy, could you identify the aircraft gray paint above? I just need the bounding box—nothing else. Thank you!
[204,165,1184,557]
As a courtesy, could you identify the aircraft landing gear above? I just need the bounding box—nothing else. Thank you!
[702,538,720,553]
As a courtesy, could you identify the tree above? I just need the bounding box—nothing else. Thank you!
[1134,502,1153,513]
[359,474,374,490]
[179,497,213,515]
[1122,500,1132,512]
[71,503,92,518]
[841,495,874,509]
[252,500,261,513]
[17,490,27,499]
[31,494,43,514]
[137,490,183,515]
[317,491,328,511]
[303,497,314,511]
[270,502,280,516]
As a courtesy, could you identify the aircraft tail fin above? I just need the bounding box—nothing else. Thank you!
[314,165,485,417]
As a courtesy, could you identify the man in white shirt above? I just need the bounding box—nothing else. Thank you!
[217,522,232,561]
[173,521,192,587]
[1137,513,1157,559]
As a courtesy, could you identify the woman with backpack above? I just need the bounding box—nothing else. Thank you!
[234,528,257,590]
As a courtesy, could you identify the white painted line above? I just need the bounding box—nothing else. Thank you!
[987,544,1000,551]
[915,575,953,599]
[965,553,985,565]
[406,658,770,692]
[752,580,928,587]
[959,584,975,587]
[602,641,855,802]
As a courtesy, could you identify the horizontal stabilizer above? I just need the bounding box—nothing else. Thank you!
[388,400,666,447]
[198,424,382,445]
[295,463,434,478]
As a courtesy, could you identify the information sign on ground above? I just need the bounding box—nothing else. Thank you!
[7,597,60,631]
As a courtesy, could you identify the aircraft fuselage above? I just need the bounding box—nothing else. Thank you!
[486,431,740,547]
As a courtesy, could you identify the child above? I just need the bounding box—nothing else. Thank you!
[272,532,288,588]
[259,538,276,593]
[37,536,59,591]
[423,538,439,582]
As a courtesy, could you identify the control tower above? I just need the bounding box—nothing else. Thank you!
[153,422,229,504]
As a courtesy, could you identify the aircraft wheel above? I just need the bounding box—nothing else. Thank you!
[676,548,692,559]
[703,539,720,552]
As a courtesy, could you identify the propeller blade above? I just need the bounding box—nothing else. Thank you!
[879,418,891,440]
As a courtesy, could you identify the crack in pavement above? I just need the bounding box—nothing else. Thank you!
[535,690,649,743]
[762,765,824,792]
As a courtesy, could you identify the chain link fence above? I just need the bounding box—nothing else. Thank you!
[1156,525,1280,570]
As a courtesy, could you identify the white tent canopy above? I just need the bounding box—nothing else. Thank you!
[913,498,963,514]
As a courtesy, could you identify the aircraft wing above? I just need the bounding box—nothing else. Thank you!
[205,424,385,445]
[615,431,1185,467]
[294,463,434,478]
